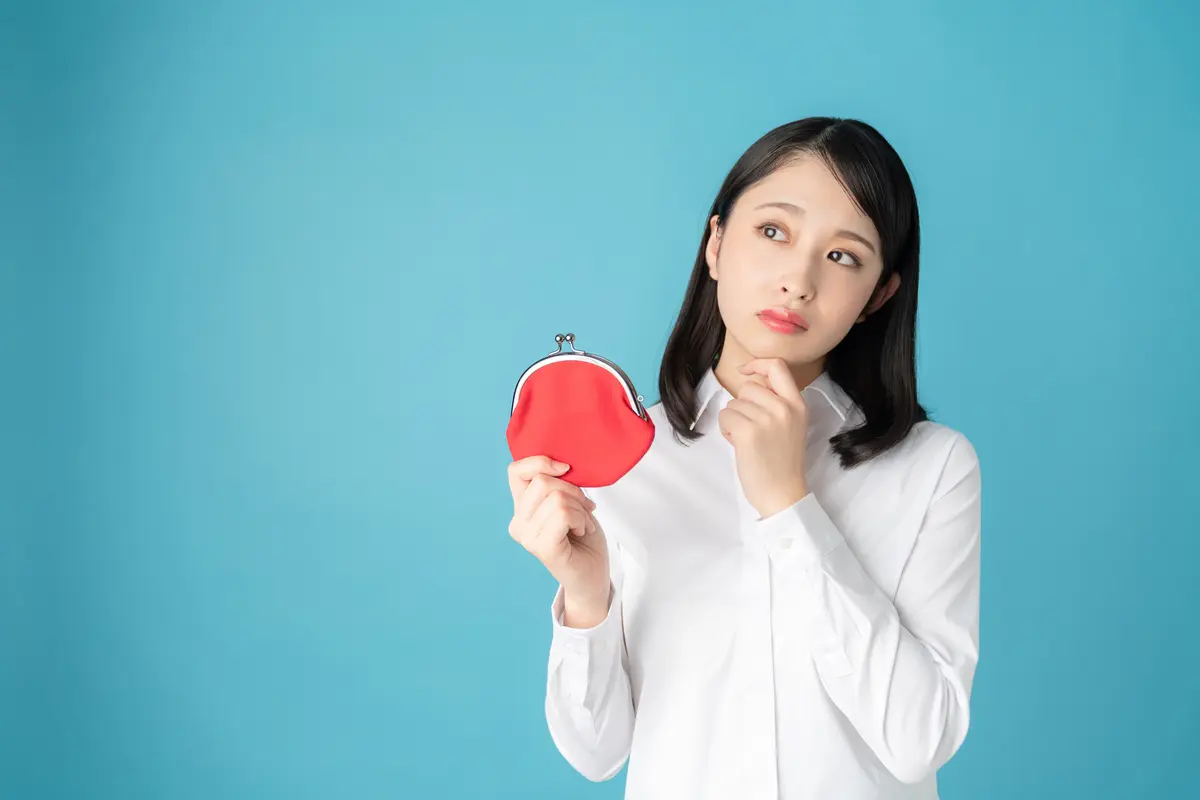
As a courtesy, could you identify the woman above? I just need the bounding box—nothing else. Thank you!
[506,116,982,799]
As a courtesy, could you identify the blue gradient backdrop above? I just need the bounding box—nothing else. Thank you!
[3,1,1197,797]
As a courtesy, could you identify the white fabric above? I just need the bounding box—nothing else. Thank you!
[544,367,982,799]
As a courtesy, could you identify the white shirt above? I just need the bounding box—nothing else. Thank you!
[544,367,982,799]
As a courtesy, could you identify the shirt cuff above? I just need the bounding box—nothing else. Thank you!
[550,581,620,640]
[750,491,846,567]
[548,582,622,706]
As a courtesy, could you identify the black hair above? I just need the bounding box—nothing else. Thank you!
[658,116,927,469]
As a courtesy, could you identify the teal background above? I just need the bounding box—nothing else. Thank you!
[3,0,1198,797]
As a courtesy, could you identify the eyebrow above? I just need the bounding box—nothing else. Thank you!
[753,201,878,255]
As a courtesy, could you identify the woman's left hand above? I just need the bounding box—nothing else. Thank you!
[717,358,811,519]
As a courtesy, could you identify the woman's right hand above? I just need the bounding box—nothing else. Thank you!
[507,456,612,625]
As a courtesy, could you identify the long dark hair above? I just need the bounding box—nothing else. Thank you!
[658,116,927,469]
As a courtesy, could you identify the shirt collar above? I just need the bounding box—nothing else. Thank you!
[688,366,854,432]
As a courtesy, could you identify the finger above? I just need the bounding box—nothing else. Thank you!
[735,380,787,409]
[557,504,589,543]
[518,475,595,521]
[537,476,596,512]
[569,508,598,540]
[529,492,588,547]
[741,374,772,399]
[725,397,771,424]
[737,358,803,403]
[525,491,567,544]
[743,373,770,391]
[717,405,753,441]
[735,373,781,411]
[508,456,570,505]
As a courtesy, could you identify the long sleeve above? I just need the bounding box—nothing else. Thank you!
[543,507,634,782]
[751,431,982,785]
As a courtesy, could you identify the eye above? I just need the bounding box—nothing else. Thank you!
[757,223,789,243]
[829,249,862,267]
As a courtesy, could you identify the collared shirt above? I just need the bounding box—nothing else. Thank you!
[544,367,982,799]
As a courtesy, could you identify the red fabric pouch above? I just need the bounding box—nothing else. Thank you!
[506,333,655,488]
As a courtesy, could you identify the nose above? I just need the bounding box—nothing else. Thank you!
[779,250,819,301]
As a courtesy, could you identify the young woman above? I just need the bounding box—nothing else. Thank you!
[506,117,982,799]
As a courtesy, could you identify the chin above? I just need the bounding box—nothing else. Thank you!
[745,338,809,363]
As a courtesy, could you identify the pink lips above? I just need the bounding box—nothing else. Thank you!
[757,307,809,333]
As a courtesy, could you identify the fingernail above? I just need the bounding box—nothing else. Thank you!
[554,461,570,471]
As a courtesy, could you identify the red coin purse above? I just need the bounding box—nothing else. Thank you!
[506,333,655,488]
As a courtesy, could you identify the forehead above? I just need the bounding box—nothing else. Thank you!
[738,155,868,223]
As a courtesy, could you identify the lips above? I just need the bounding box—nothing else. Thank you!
[757,307,809,330]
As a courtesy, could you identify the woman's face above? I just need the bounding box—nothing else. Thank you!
[706,155,899,373]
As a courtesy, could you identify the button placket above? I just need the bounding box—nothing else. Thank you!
[726,445,780,797]
[737,503,779,797]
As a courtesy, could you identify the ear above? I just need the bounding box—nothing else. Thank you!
[704,215,722,279]
[857,272,901,322]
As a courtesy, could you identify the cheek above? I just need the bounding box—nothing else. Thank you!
[819,274,878,323]
[713,275,740,316]
[717,246,774,290]
[716,259,773,315]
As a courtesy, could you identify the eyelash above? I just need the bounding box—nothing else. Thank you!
[756,222,863,268]
[830,249,863,268]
